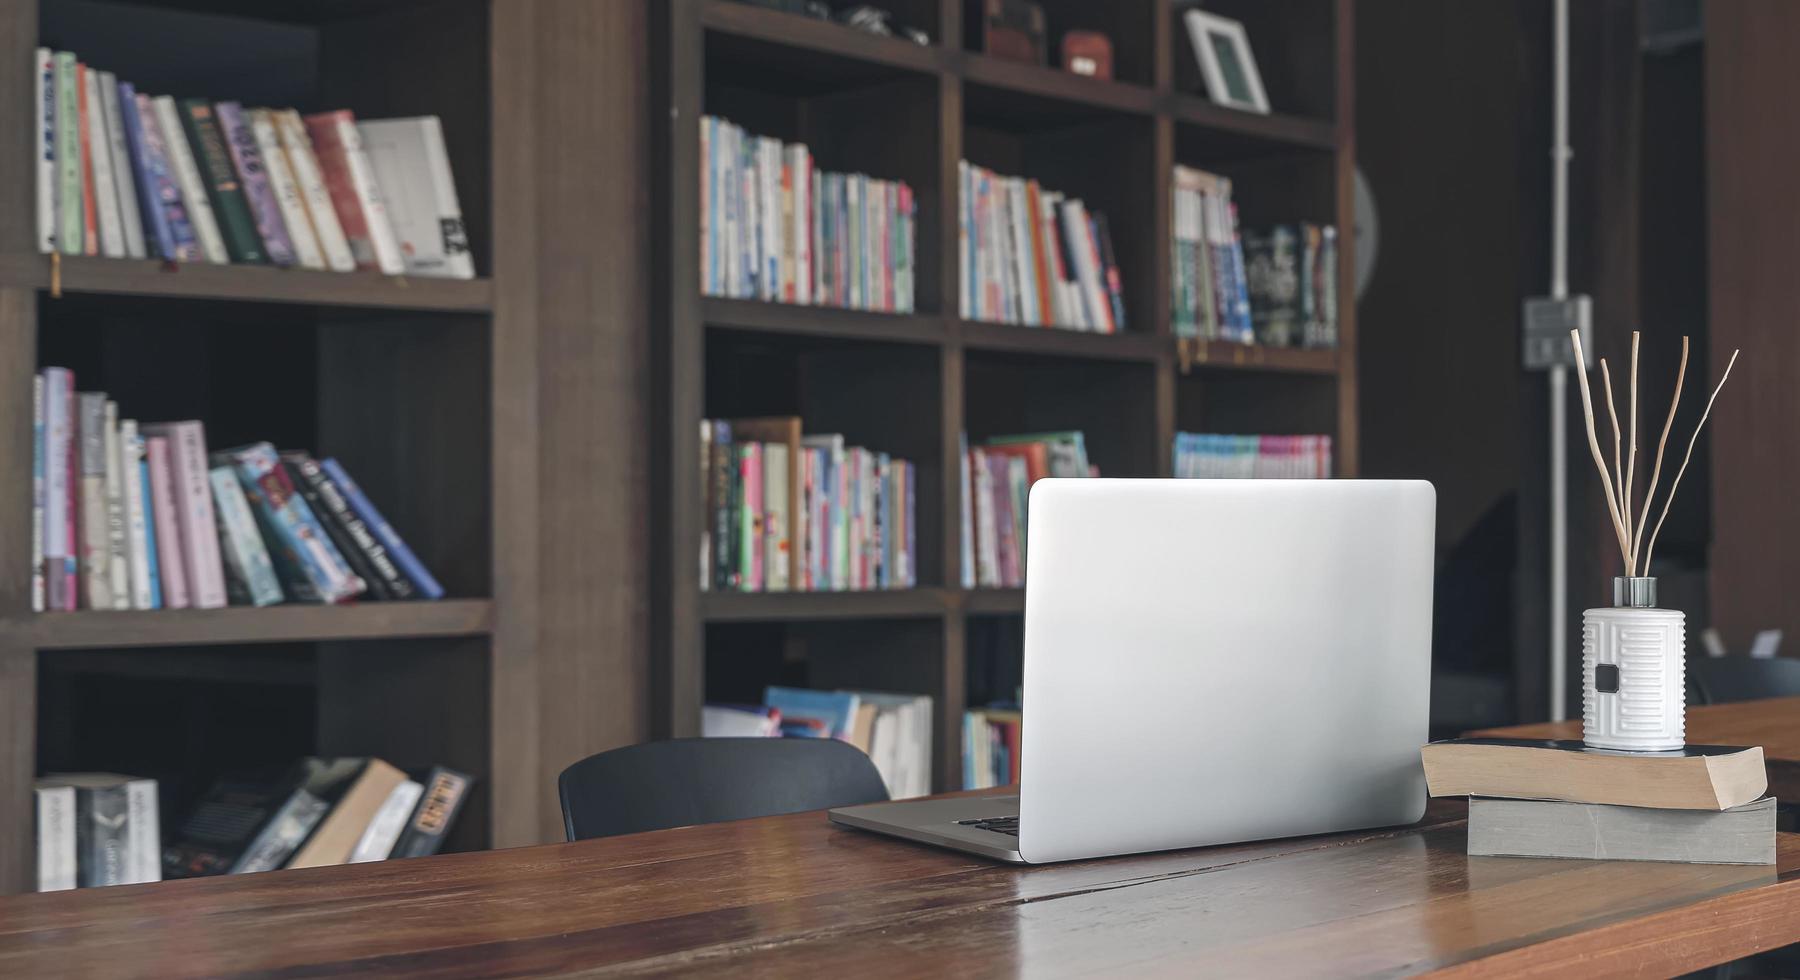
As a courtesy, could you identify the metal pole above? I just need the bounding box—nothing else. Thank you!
[1548,0,1572,721]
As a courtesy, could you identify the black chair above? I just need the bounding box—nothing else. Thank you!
[557,737,890,841]
[1689,657,1800,706]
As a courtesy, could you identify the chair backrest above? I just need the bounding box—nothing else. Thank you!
[558,737,891,841]
[1689,656,1800,706]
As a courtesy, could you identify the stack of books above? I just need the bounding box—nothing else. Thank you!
[957,162,1126,333]
[33,49,473,278]
[1422,739,1776,864]
[962,706,1022,790]
[30,371,443,612]
[1244,223,1338,349]
[161,760,471,880]
[700,116,916,312]
[699,417,917,593]
[33,773,160,891]
[959,431,1093,589]
[1171,165,1339,349]
[705,688,934,799]
[1173,433,1333,479]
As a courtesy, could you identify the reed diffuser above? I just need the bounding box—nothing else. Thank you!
[1569,329,1738,751]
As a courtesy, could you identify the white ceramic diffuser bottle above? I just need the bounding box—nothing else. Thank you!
[1582,576,1685,751]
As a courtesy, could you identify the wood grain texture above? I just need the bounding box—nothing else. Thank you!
[1706,0,1800,650]
[0,797,1794,977]
[12,600,494,649]
[0,254,495,312]
[1468,696,1800,802]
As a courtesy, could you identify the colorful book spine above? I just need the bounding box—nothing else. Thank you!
[41,370,76,610]
[317,458,442,600]
[76,62,97,255]
[134,446,162,609]
[96,71,145,259]
[274,109,356,273]
[283,453,413,600]
[35,48,54,254]
[31,375,45,612]
[247,108,324,270]
[76,393,112,609]
[208,466,285,606]
[215,101,295,265]
[223,443,363,604]
[303,110,405,274]
[151,95,227,263]
[143,421,227,608]
[82,68,125,258]
[101,400,130,608]
[144,436,189,608]
[178,98,266,264]
[123,89,192,261]
[53,53,82,256]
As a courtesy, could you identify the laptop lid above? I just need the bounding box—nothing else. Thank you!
[1016,479,1434,864]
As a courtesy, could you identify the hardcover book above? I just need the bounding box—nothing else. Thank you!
[76,393,112,610]
[319,457,442,600]
[358,116,475,278]
[81,66,126,257]
[214,101,295,265]
[35,47,54,253]
[348,779,423,863]
[1467,795,1776,865]
[95,72,146,258]
[151,95,227,263]
[388,767,472,859]
[143,435,190,608]
[163,768,324,878]
[219,443,364,604]
[282,452,411,600]
[101,401,130,608]
[246,108,324,270]
[303,110,405,274]
[1421,739,1769,811]
[53,53,82,256]
[141,421,227,608]
[208,465,284,607]
[286,758,408,868]
[118,420,154,610]
[31,375,44,612]
[33,783,76,892]
[122,88,193,262]
[177,98,266,263]
[274,109,356,272]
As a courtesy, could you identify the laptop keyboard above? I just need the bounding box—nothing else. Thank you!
[957,816,1020,837]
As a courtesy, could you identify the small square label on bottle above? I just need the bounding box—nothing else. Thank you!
[1595,663,1620,694]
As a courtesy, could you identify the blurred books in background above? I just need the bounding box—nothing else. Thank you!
[703,688,933,799]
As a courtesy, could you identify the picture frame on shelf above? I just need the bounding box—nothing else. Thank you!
[1182,9,1270,115]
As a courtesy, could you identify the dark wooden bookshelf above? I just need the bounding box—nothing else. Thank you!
[653,0,1359,792]
[0,0,654,894]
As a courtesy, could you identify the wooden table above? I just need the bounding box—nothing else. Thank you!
[2,798,1798,978]
[1470,695,1800,800]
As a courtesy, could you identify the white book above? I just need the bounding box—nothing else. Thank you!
[250,109,325,270]
[101,401,130,608]
[152,95,229,263]
[274,109,356,272]
[33,784,76,892]
[123,778,161,884]
[357,116,474,279]
[118,420,153,610]
[329,115,407,275]
[1061,199,1108,332]
[348,779,423,864]
[83,70,126,259]
[97,73,146,259]
[79,395,115,609]
[34,48,54,253]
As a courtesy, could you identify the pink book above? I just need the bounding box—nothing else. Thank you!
[745,443,764,591]
[144,436,190,609]
[142,421,226,609]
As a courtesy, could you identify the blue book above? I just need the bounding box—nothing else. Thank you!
[223,443,363,604]
[116,82,175,261]
[138,458,162,608]
[764,687,859,740]
[319,457,444,600]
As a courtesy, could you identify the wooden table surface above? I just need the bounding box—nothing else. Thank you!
[1470,695,1800,800]
[1,797,1798,978]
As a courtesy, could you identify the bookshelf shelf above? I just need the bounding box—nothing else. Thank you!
[701,590,949,623]
[701,0,943,79]
[702,297,945,347]
[1166,95,1338,152]
[657,0,1358,794]
[957,320,1162,363]
[0,256,495,313]
[17,600,495,651]
[1179,340,1342,376]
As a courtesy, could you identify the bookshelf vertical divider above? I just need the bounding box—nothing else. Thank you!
[654,0,1358,793]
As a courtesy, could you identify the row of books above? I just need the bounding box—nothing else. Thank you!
[1172,164,1340,349]
[33,48,473,278]
[958,431,1093,590]
[703,687,934,799]
[962,707,1022,790]
[1173,433,1333,480]
[957,161,1126,333]
[700,116,916,312]
[1422,740,1773,865]
[34,763,468,891]
[700,417,917,593]
[30,369,443,611]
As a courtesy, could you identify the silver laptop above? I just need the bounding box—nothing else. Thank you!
[830,478,1435,863]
